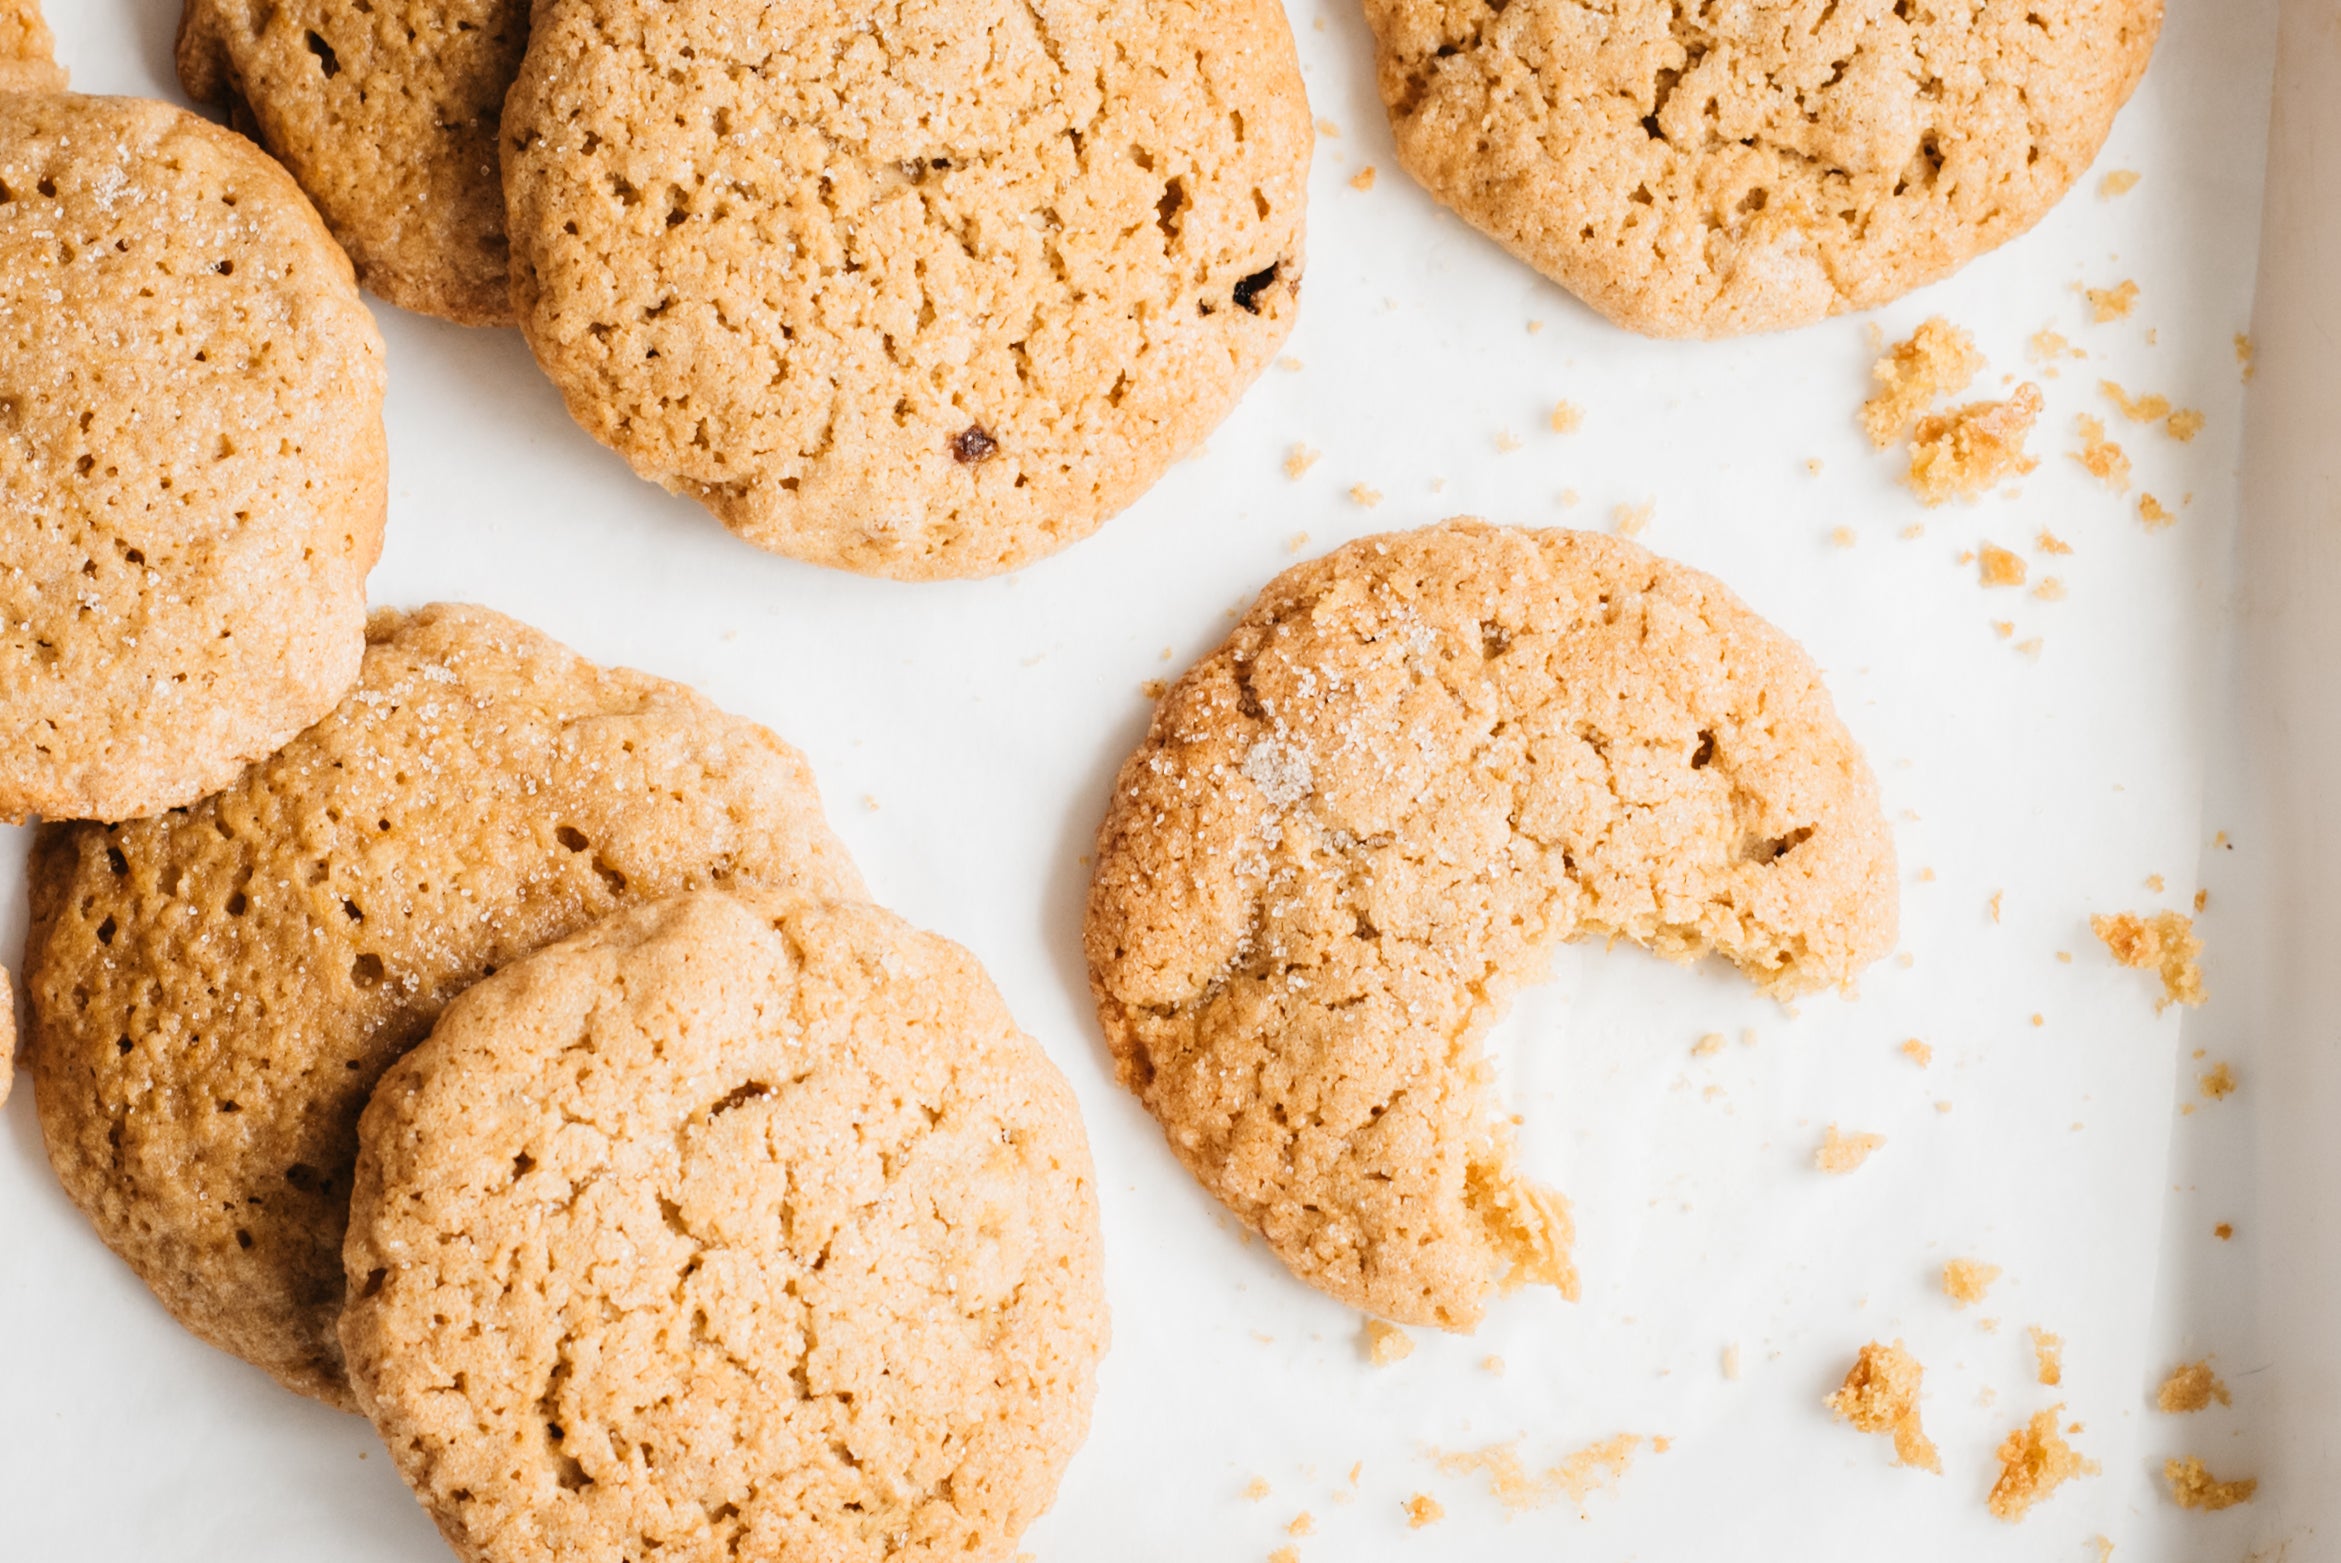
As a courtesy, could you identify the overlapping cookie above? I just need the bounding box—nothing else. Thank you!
[343,890,1107,1563]
[1086,520,1897,1328]
[1363,0,2161,336]
[177,0,529,325]
[0,59,387,821]
[502,0,1311,578]
[25,605,863,1406]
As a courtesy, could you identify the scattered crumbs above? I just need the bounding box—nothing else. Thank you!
[2139,493,2175,529]
[2029,327,2085,367]
[2085,280,2140,322]
[1348,483,1382,508]
[2235,333,2256,382]
[2201,1061,2237,1100]
[1901,1038,1933,1066]
[1722,1343,1742,1379]
[2157,1360,2231,1413]
[1831,526,1857,548]
[2165,1457,2257,1511]
[1404,1494,1444,1529]
[1284,444,1320,479]
[1276,356,1303,372]
[1140,678,1168,700]
[2028,1327,2064,1387]
[1906,385,2044,505]
[1826,1341,1941,1473]
[2091,911,2206,1009]
[1989,1408,2097,1522]
[1315,117,1341,138]
[1979,543,2028,587]
[1494,429,1522,453]
[1990,890,2005,922]
[1363,1318,1415,1366]
[1549,400,1583,433]
[1287,1513,1315,1538]
[1349,165,1376,191]
[1245,1478,1273,1501]
[2101,380,2171,424]
[2099,169,2141,198]
[1943,1258,2001,1307]
[1816,1126,1886,1174]
[2214,1222,2234,1241]
[1692,1032,1726,1057]
[2037,529,2073,555]
[1863,317,1983,446]
[1612,500,1653,537]
[2073,415,2132,490]
[2167,407,2206,442]
[1434,1436,1643,1514]
[1288,531,1310,554]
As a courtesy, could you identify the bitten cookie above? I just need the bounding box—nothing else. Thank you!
[1363,0,2160,337]
[0,89,387,822]
[342,890,1107,1563]
[25,605,863,1407]
[176,0,529,325]
[1086,520,1897,1328]
[502,0,1309,579]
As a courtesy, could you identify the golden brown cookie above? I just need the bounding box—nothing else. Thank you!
[0,90,386,822]
[25,605,863,1407]
[1085,520,1896,1328]
[176,0,528,325]
[342,890,1107,1563]
[0,0,64,94]
[502,0,1310,579]
[1364,0,2160,337]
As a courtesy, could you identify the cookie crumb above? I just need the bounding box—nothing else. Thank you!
[2156,1359,2231,1413]
[1692,1032,1726,1057]
[1722,1343,1742,1379]
[1979,544,2028,588]
[1831,526,1857,548]
[1481,1354,1505,1375]
[2138,493,2175,529]
[1348,483,1382,509]
[1141,679,1168,700]
[1269,1547,1299,1563]
[2164,1456,2256,1511]
[2235,333,2256,382]
[2072,415,2132,490]
[2085,281,2139,322]
[1288,532,1310,554]
[1494,430,1522,453]
[1906,385,2043,505]
[2031,577,2065,601]
[1990,890,2005,922]
[1315,117,1340,138]
[1403,1494,1444,1529]
[2101,380,2171,423]
[2166,408,2205,442]
[1863,318,1984,447]
[2036,529,2073,555]
[2214,1222,2233,1240]
[1815,1126,1885,1174]
[1350,165,1376,191]
[2090,911,2206,1009]
[1901,1038,1933,1066]
[1611,500,1652,537]
[1245,1478,1273,1501]
[2200,1061,2236,1100]
[1434,1435,1641,1514]
[2099,169,2141,198]
[1988,1408,2096,1521]
[1549,400,1582,434]
[1362,1318,1415,1366]
[1277,356,1304,372]
[2030,328,2085,367]
[1943,1258,2001,1307]
[2028,1327,2063,1387]
[1284,444,1320,479]
[1287,1512,1315,1537]
[1826,1340,1941,1473]
[2091,1537,2115,1563]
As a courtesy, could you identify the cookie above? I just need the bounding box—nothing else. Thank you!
[1085,520,1897,1328]
[1363,0,2160,337]
[24,604,864,1407]
[0,90,387,822]
[342,890,1106,1563]
[502,0,1309,579]
[176,0,529,325]
[0,0,64,94]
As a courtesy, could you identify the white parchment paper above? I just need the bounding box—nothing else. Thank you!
[0,1,2297,1557]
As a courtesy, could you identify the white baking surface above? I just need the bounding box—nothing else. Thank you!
[0,2,2298,1557]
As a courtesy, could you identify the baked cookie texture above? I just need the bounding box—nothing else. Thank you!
[1363,0,2161,337]
[1086,520,1896,1328]
[502,0,1310,579]
[25,605,864,1408]
[0,0,64,94]
[0,92,387,821]
[342,890,1107,1563]
[176,0,529,325]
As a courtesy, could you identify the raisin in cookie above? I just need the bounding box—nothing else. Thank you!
[177,0,529,325]
[25,605,863,1407]
[342,890,1107,1563]
[1364,0,2160,336]
[502,0,1309,579]
[1085,520,1896,1328]
[0,88,386,821]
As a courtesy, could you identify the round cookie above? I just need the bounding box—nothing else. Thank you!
[0,90,387,822]
[502,0,1310,579]
[24,604,864,1407]
[176,0,529,325]
[1363,0,2160,337]
[342,890,1107,1563]
[1085,520,1897,1329]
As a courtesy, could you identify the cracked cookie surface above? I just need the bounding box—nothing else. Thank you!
[1085,520,1896,1328]
[177,0,529,325]
[502,0,1309,578]
[26,604,862,1407]
[341,890,1107,1563]
[1363,0,2159,337]
[0,91,385,821]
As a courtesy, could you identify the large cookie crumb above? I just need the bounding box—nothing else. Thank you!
[1988,1409,2097,1521]
[1943,1258,2002,1307]
[1863,320,1983,447]
[2155,1360,2231,1413]
[1815,1126,1885,1175]
[2164,1457,2256,1511]
[2091,911,2206,1009]
[1906,386,2044,505]
[1827,1341,1940,1473]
